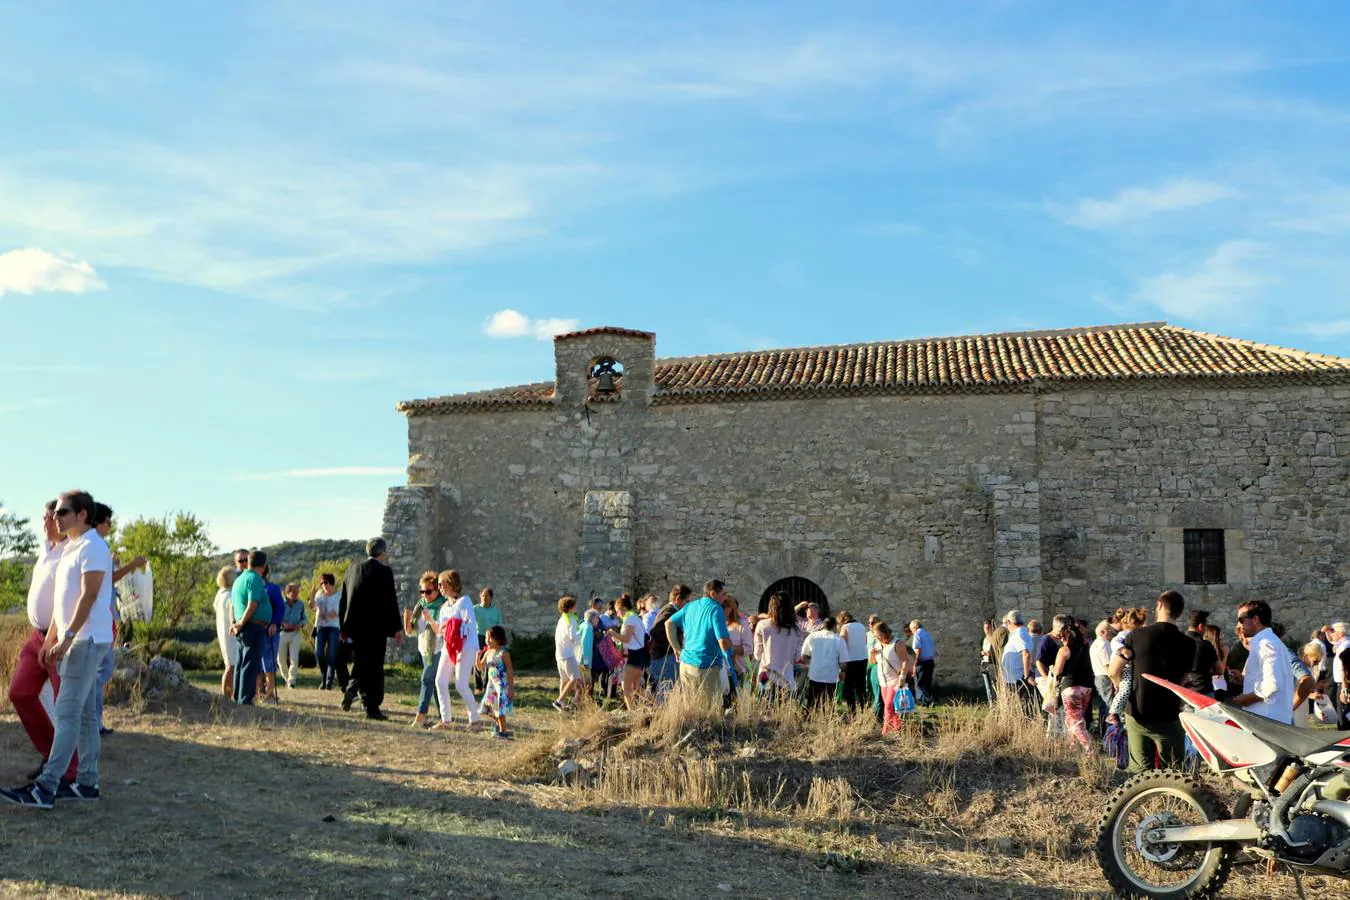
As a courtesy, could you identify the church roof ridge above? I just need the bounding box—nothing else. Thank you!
[398,321,1350,414]
[653,321,1173,365]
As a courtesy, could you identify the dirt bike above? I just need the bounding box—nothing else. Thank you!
[1096,674,1350,898]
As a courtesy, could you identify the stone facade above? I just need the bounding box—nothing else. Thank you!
[383,325,1350,684]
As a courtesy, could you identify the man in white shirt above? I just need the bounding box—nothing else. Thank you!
[1089,619,1117,719]
[1231,600,1295,725]
[6,500,79,786]
[1328,621,1350,730]
[3,490,112,809]
[1000,609,1034,711]
[800,617,846,709]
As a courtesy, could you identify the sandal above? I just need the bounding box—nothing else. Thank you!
[430,721,455,731]
[467,722,485,733]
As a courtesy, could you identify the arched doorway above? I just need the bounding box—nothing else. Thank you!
[758,576,829,616]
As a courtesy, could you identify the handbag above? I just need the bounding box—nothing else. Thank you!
[1103,722,1128,769]
[596,633,624,671]
[892,684,916,715]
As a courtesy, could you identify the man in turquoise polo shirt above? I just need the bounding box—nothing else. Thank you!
[665,580,733,707]
[229,550,272,705]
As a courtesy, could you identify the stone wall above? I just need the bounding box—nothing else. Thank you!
[395,380,1040,680]
[577,490,636,602]
[1037,383,1350,639]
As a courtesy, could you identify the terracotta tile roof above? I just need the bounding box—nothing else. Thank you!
[397,323,1350,414]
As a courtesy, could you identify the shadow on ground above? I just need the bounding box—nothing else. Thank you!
[0,695,1103,900]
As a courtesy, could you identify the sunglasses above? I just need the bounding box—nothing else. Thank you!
[419,588,436,595]
[54,508,73,517]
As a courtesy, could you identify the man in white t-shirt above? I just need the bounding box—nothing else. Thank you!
[801,617,847,710]
[6,500,79,786]
[1000,609,1035,711]
[3,490,112,809]
[1089,619,1117,722]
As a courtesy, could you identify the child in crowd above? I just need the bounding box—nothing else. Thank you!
[476,625,515,739]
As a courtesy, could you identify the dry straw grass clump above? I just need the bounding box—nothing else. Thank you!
[0,614,32,712]
[560,682,1113,837]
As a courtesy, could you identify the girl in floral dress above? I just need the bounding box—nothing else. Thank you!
[476,625,515,739]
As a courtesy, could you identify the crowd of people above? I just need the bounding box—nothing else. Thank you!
[549,580,940,732]
[981,589,1350,772]
[14,504,1348,811]
[211,541,516,737]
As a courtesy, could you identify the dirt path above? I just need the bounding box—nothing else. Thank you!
[0,673,1327,899]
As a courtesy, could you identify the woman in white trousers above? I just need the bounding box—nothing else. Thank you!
[432,570,481,731]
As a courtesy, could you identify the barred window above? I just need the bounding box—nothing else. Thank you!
[1183,529,1226,585]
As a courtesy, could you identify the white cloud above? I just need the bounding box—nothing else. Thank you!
[233,466,404,482]
[482,309,531,338]
[0,248,105,296]
[1134,240,1269,320]
[1067,179,1239,228]
[0,398,58,416]
[531,317,580,339]
[483,309,578,340]
[1291,319,1350,339]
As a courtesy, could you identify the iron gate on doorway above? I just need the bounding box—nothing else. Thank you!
[757,576,829,617]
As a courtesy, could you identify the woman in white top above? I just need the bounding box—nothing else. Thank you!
[616,594,648,709]
[553,595,583,710]
[212,566,238,698]
[836,611,869,712]
[432,570,481,731]
[872,621,913,735]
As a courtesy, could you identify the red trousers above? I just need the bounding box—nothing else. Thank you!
[8,628,78,781]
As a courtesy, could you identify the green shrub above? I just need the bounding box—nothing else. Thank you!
[152,639,222,671]
[508,633,554,670]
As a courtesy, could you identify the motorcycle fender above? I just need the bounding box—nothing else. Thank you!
[1182,712,1278,770]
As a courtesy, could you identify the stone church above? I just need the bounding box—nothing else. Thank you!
[382,322,1350,682]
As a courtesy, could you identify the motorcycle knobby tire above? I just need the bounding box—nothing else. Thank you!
[1095,769,1235,899]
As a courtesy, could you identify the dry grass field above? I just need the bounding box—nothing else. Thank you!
[0,655,1338,900]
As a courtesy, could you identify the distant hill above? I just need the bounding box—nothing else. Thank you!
[212,539,366,587]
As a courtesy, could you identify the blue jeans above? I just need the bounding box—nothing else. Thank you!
[261,631,280,674]
[234,623,266,704]
[93,642,116,729]
[38,638,109,793]
[914,658,936,706]
[418,651,442,716]
[650,654,678,699]
[316,627,340,688]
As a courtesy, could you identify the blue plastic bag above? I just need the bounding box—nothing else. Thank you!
[893,685,916,715]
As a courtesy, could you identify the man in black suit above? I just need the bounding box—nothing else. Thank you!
[339,537,403,720]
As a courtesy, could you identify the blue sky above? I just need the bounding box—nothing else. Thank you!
[2,1,1349,550]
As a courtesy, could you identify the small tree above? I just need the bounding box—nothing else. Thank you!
[299,557,359,607]
[0,502,38,613]
[116,512,218,630]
